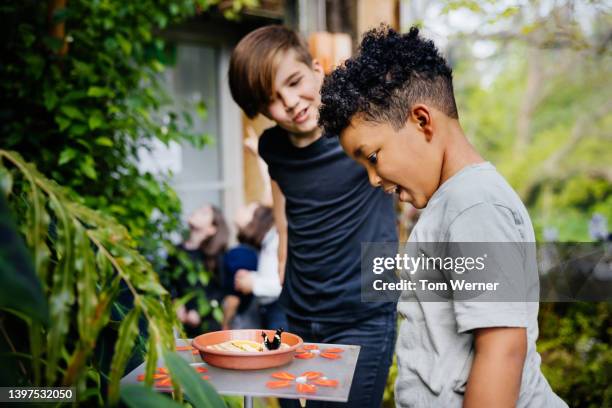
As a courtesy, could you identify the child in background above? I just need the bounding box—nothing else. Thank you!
[175,205,229,335]
[233,202,288,330]
[229,25,397,407]
[221,241,259,330]
[319,26,567,407]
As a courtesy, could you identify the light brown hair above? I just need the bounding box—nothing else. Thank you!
[237,204,274,250]
[229,25,313,118]
[201,206,229,272]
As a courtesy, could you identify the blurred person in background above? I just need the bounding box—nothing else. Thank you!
[174,204,229,335]
[233,202,288,330]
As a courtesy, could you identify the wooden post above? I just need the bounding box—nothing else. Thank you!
[356,0,399,35]
[48,0,69,56]
[308,32,352,74]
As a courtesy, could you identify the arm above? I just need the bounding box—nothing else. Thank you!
[463,327,527,408]
[221,295,240,330]
[271,180,287,284]
[244,126,273,207]
[234,230,281,297]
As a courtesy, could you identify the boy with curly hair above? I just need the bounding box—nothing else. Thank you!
[319,26,567,407]
[228,25,398,407]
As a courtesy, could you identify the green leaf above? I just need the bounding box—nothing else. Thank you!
[80,158,97,180]
[143,334,159,386]
[25,54,45,79]
[121,384,184,408]
[117,34,132,56]
[75,224,98,341]
[71,124,88,136]
[44,89,59,110]
[58,148,77,165]
[45,196,75,384]
[30,323,44,385]
[212,307,223,323]
[88,113,104,130]
[55,116,71,131]
[196,101,207,120]
[163,351,226,408]
[60,105,85,120]
[87,86,111,98]
[94,137,114,147]
[0,193,48,325]
[151,60,165,72]
[108,306,141,405]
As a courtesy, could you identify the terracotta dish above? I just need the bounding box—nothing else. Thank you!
[192,329,304,370]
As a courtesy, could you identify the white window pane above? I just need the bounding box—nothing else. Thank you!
[163,43,224,217]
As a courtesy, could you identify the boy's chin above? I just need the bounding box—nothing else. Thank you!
[285,122,318,136]
[399,190,427,209]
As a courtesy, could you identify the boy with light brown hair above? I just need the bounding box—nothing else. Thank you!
[228,25,398,407]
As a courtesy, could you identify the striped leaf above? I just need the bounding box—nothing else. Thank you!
[108,306,141,405]
[45,196,75,384]
[163,351,226,408]
[143,333,159,386]
[75,223,98,341]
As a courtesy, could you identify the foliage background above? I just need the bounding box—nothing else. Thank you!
[0,0,249,405]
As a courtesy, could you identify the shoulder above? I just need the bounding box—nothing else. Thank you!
[258,125,288,160]
[426,166,530,241]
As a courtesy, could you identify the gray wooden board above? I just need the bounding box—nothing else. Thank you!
[121,339,360,402]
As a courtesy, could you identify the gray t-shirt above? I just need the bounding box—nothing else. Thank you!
[395,162,567,407]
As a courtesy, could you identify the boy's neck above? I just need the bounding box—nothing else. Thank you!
[288,127,323,148]
[438,121,485,186]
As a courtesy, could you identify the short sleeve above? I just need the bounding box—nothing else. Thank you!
[446,203,529,333]
[258,129,271,164]
[258,127,278,181]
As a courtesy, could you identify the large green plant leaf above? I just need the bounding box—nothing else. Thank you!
[45,199,76,384]
[108,306,141,404]
[120,384,184,408]
[164,351,226,408]
[0,195,48,324]
[75,223,98,342]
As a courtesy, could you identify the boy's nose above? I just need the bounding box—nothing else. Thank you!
[280,92,299,112]
[366,168,382,188]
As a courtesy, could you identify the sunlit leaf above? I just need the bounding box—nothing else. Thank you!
[108,306,141,404]
[94,137,114,147]
[60,105,85,120]
[58,148,77,166]
[88,112,104,130]
[45,195,76,384]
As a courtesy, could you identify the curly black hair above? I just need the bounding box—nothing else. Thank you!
[319,25,458,137]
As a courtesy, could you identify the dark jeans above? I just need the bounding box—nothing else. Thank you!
[284,310,397,408]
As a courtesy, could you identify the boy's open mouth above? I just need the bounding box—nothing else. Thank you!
[293,107,309,123]
[384,186,399,195]
[385,186,411,203]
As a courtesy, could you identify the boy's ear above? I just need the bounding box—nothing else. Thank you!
[411,104,433,141]
[311,59,324,77]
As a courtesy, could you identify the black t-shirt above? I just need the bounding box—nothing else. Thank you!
[259,126,397,323]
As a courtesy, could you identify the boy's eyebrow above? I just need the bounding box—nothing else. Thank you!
[283,72,300,85]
